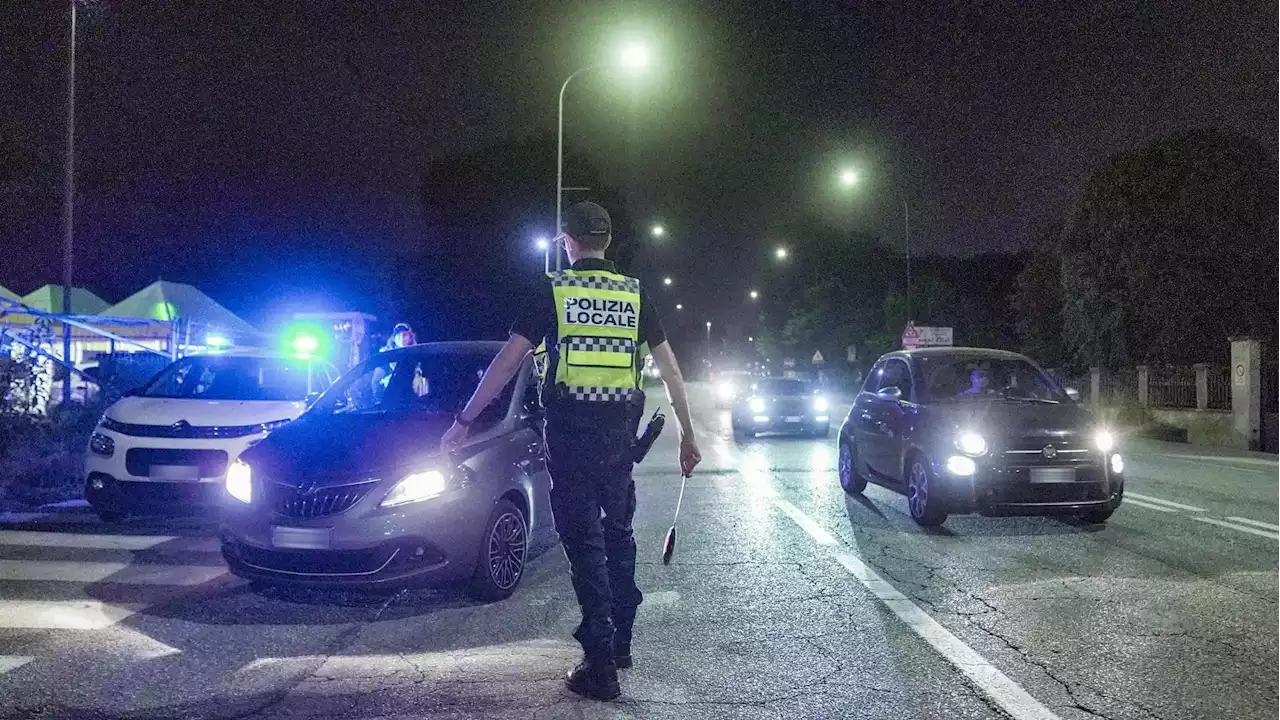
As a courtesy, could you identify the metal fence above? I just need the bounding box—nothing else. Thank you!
[1149,366,1197,409]
[1047,369,1091,403]
[1207,367,1232,410]
[1101,370,1137,406]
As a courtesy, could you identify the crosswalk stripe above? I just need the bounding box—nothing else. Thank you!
[1125,492,1206,512]
[1193,517,1279,541]
[0,531,177,550]
[0,560,225,586]
[1226,516,1280,532]
[1125,498,1178,513]
[0,656,34,675]
[0,600,147,630]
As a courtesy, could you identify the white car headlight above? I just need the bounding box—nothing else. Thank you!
[813,396,829,413]
[717,382,736,400]
[748,397,766,413]
[955,431,988,456]
[381,470,447,507]
[226,460,252,504]
[1095,429,1116,453]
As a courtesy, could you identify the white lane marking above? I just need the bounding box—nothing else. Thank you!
[774,498,1062,720]
[0,531,177,550]
[1158,454,1278,467]
[1124,492,1206,512]
[1124,498,1178,513]
[1193,517,1280,541]
[0,560,225,586]
[0,656,33,675]
[1226,517,1280,532]
[0,600,146,630]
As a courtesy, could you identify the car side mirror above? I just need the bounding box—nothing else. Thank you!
[877,386,903,401]
[1065,387,1081,402]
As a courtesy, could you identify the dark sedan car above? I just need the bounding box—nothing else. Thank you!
[732,377,831,439]
[838,348,1124,526]
[219,342,554,600]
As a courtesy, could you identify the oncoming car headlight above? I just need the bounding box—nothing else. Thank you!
[226,460,252,504]
[955,431,988,457]
[813,396,829,413]
[1094,429,1116,453]
[381,470,447,508]
[748,397,767,413]
[717,382,736,400]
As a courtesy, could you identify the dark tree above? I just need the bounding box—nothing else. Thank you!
[1060,130,1278,366]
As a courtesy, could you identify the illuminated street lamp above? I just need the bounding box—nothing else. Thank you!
[555,41,652,271]
[675,303,683,310]
[749,290,759,300]
[774,246,788,261]
[663,276,673,286]
[651,224,665,238]
[836,165,912,320]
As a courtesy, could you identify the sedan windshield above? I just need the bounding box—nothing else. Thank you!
[141,356,312,401]
[314,348,501,416]
[916,356,1067,403]
[754,378,810,396]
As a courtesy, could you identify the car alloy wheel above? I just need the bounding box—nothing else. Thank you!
[838,441,867,494]
[487,511,527,591]
[906,458,947,526]
[468,498,530,602]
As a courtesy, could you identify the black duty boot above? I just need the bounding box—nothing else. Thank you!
[566,660,621,701]
[612,638,633,669]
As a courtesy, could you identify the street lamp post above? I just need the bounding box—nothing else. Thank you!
[554,42,650,271]
[837,167,913,322]
[61,0,78,403]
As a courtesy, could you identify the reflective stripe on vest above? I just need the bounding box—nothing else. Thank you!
[548,270,642,401]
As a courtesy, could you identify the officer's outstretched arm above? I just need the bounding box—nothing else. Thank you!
[650,341,701,475]
[455,334,534,425]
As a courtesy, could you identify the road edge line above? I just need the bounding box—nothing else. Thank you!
[1192,517,1279,540]
[1124,492,1206,512]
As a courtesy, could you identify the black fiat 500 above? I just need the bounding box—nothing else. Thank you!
[838,348,1124,526]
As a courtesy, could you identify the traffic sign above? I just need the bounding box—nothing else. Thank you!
[901,323,920,350]
[812,350,825,365]
[783,358,796,369]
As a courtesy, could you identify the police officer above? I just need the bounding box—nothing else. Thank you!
[441,201,701,701]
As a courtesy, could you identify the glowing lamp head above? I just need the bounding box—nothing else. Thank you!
[291,335,319,356]
[619,42,651,71]
[839,169,858,187]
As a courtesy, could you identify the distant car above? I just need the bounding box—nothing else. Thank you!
[838,348,1124,527]
[84,350,340,522]
[732,377,830,439]
[714,371,755,409]
[219,342,554,600]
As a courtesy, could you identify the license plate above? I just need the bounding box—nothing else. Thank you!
[271,526,331,550]
[149,465,201,481]
[784,416,802,423]
[1029,467,1077,484]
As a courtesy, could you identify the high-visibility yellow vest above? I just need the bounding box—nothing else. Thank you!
[545,269,643,402]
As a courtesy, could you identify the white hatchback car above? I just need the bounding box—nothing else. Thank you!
[84,350,339,521]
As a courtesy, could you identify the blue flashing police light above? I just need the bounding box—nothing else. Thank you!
[291,334,320,357]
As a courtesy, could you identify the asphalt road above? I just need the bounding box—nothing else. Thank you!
[0,385,1275,719]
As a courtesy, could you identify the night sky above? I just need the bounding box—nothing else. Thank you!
[2,0,1274,330]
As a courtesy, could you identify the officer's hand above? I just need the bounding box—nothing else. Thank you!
[679,436,701,476]
[441,422,468,454]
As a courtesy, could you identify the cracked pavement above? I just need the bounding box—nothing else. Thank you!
[0,385,1274,719]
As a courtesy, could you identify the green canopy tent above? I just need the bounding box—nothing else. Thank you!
[20,285,109,314]
[101,280,262,348]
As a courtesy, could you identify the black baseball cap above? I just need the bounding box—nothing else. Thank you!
[562,201,611,239]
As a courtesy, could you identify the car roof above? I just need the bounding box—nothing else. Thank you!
[883,347,1032,362]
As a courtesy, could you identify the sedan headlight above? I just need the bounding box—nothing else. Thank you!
[381,470,447,507]
[955,431,988,457]
[1095,429,1116,453]
[748,397,767,413]
[813,396,829,413]
[226,460,252,504]
[89,432,115,457]
[717,382,736,400]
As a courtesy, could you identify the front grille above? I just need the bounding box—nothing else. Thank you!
[125,448,229,477]
[1000,434,1095,466]
[265,479,380,519]
[231,543,398,576]
[105,418,274,439]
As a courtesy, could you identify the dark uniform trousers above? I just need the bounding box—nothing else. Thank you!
[544,412,644,664]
